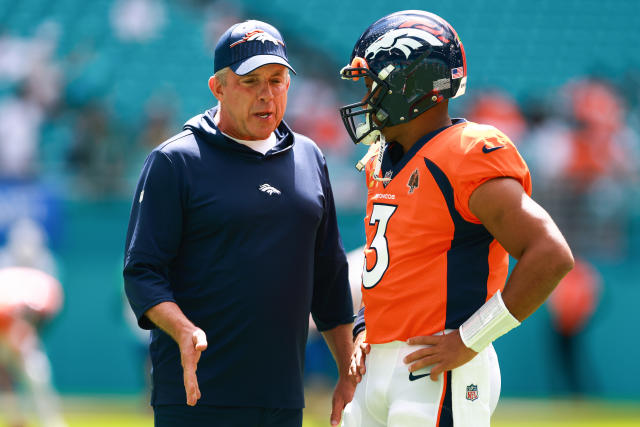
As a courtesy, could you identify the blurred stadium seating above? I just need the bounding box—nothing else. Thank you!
[0,1,639,421]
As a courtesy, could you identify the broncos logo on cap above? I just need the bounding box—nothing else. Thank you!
[364,28,443,61]
[230,29,285,48]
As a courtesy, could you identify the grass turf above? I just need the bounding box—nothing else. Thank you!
[1,395,639,426]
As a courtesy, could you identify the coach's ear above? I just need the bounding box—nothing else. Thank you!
[209,75,223,100]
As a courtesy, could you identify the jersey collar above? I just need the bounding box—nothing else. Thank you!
[380,118,467,180]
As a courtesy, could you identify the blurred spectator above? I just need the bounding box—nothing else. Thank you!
[547,257,601,396]
[125,94,177,190]
[67,101,128,197]
[136,95,176,152]
[561,80,638,256]
[0,217,65,426]
[26,24,63,113]
[0,218,57,276]
[110,0,166,43]
[0,29,32,84]
[465,90,527,142]
[287,78,352,155]
[0,21,62,110]
[519,95,574,183]
[518,78,639,258]
[564,79,636,189]
[0,21,62,182]
[0,84,44,179]
[0,267,65,427]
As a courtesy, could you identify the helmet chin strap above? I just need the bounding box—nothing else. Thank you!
[354,129,391,183]
[371,133,391,183]
[355,129,380,171]
[353,67,395,182]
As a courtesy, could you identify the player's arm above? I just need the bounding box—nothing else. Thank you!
[469,177,574,321]
[404,177,573,379]
[145,302,207,406]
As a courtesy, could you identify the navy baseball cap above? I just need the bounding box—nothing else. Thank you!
[214,20,296,76]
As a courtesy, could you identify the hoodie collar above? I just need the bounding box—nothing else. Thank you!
[183,107,294,157]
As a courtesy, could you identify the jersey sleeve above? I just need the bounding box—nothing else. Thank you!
[123,150,184,329]
[310,159,354,331]
[453,129,532,223]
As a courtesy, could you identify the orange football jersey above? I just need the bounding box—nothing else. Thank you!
[362,119,532,344]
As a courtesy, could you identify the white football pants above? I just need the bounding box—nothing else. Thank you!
[342,340,501,427]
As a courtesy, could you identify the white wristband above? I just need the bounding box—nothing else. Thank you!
[459,290,520,352]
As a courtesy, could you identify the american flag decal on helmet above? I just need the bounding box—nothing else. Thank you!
[451,67,464,79]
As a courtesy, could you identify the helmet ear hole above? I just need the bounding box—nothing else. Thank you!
[375,109,389,122]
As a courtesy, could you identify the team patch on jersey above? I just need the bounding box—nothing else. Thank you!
[466,384,478,401]
[258,183,281,195]
[407,169,419,194]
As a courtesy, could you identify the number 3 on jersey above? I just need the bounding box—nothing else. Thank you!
[363,203,397,288]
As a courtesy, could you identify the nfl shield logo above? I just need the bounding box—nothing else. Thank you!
[382,170,393,187]
[466,384,478,401]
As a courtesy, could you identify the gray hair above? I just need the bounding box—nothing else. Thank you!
[214,67,230,86]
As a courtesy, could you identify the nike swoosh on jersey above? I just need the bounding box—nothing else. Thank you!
[482,145,505,153]
[408,371,431,381]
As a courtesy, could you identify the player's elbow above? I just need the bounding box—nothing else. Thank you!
[545,238,575,283]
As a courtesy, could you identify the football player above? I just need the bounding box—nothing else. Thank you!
[0,267,66,427]
[339,10,574,426]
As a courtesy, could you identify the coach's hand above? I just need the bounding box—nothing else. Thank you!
[404,330,477,381]
[331,375,356,426]
[349,331,370,384]
[179,328,208,406]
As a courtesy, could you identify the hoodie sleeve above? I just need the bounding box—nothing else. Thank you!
[310,159,354,331]
[123,150,184,329]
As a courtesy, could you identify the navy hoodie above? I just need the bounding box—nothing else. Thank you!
[123,108,353,408]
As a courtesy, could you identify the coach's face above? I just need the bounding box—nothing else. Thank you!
[209,64,290,140]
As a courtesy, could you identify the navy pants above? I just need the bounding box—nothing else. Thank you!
[153,405,303,427]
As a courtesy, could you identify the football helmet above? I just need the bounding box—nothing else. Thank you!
[339,10,467,146]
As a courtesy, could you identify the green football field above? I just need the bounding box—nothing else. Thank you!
[2,395,639,426]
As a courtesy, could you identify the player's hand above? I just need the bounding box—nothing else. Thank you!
[404,330,477,381]
[179,327,208,406]
[348,331,370,384]
[330,375,356,426]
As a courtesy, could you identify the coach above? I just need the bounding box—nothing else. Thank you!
[123,20,354,427]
